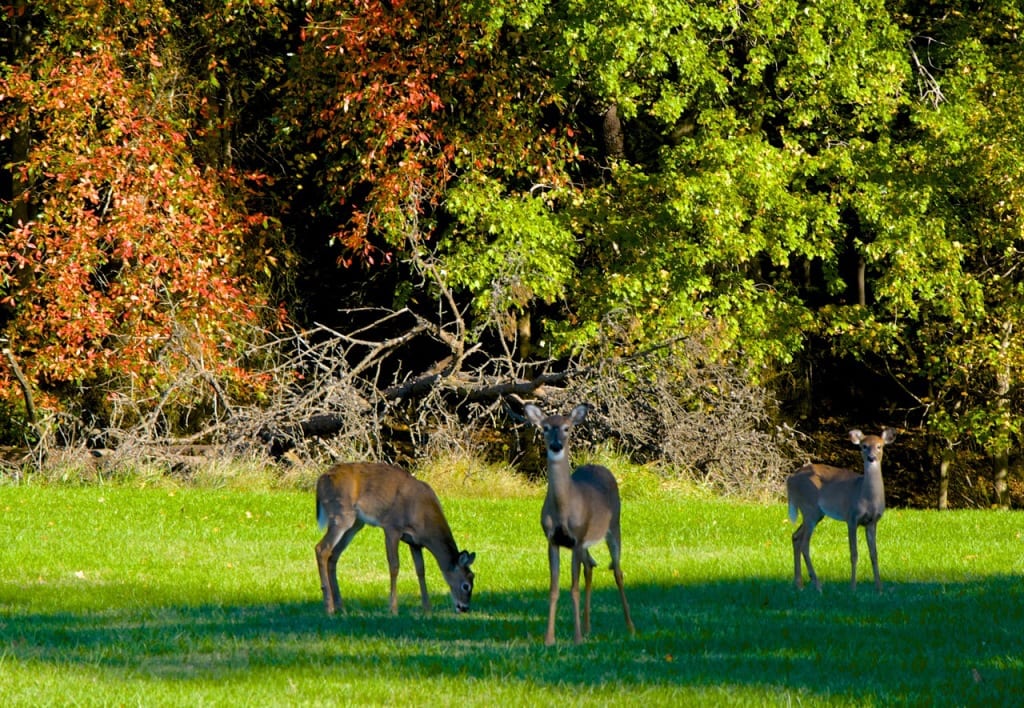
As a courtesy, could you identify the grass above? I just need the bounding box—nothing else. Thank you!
[1,473,1023,706]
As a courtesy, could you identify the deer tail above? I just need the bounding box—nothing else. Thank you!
[316,492,327,530]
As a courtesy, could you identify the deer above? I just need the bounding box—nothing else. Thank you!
[524,403,635,646]
[314,462,476,615]
[787,428,897,592]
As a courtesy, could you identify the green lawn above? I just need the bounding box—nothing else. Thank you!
[1,483,1022,705]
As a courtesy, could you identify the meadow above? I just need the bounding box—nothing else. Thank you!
[1,466,1022,706]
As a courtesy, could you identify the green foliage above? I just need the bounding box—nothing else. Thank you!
[8,0,1024,483]
[273,0,576,262]
[440,176,578,318]
[812,4,1024,468]
[554,141,826,367]
[415,0,913,377]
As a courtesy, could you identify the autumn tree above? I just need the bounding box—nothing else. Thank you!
[0,1,279,444]
[4,0,1024,506]
[270,1,588,406]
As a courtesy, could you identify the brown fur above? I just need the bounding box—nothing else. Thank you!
[315,462,475,615]
[525,403,636,645]
[787,429,896,592]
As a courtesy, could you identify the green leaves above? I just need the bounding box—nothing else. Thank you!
[441,177,577,317]
[8,0,1024,472]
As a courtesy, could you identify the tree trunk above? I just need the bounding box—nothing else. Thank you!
[937,446,951,511]
[993,322,1013,509]
[857,256,867,307]
[2,348,36,432]
[601,104,624,161]
[993,452,1010,509]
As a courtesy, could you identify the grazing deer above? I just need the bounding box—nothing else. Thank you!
[787,428,897,592]
[315,462,475,615]
[524,403,635,646]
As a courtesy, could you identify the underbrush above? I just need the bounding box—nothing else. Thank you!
[4,448,715,504]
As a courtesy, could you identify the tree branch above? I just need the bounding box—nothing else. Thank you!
[2,346,37,432]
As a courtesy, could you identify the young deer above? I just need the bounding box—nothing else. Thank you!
[315,462,476,615]
[787,428,897,592]
[524,403,635,646]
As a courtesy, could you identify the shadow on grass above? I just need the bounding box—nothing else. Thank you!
[2,575,1022,702]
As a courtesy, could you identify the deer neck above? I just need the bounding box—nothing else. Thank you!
[423,521,460,571]
[861,457,886,506]
[545,448,576,508]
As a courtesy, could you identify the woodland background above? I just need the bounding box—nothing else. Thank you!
[3,1,1024,508]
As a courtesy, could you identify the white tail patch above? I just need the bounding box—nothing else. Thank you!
[317,500,327,531]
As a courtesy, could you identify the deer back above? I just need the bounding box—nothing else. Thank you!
[788,463,862,522]
[816,470,866,522]
[317,463,453,539]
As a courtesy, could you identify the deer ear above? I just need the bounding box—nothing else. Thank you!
[569,404,590,425]
[459,550,476,568]
[882,427,897,444]
[849,429,864,444]
[524,404,545,427]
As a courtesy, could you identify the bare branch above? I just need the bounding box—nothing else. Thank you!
[908,37,945,108]
[2,344,37,432]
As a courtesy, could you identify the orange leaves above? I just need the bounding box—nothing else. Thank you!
[275,0,581,267]
[276,2,479,251]
[1,38,268,402]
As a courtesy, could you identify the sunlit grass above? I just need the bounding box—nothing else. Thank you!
[1,479,1022,706]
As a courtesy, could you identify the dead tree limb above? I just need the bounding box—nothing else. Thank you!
[2,345,37,433]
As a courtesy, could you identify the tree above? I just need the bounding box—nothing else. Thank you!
[822,3,1024,507]
[5,0,1024,509]
[0,1,278,441]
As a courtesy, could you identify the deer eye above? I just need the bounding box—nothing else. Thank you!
[461,582,472,593]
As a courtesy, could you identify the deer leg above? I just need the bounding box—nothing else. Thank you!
[579,549,595,639]
[570,548,584,645]
[315,532,342,614]
[865,521,882,592]
[384,529,402,615]
[791,523,805,589]
[613,565,635,636]
[801,519,821,591]
[315,515,361,614]
[545,543,560,646]
[605,531,635,636]
[847,521,860,591]
[409,544,432,613]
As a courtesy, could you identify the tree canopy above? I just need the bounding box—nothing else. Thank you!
[3,0,1024,506]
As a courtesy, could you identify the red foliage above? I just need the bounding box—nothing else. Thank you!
[0,34,269,407]
[281,0,577,263]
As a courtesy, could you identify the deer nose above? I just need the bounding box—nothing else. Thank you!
[549,442,563,453]
[455,602,469,613]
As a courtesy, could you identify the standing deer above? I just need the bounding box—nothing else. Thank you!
[315,462,476,615]
[524,403,635,646]
[787,428,897,592]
